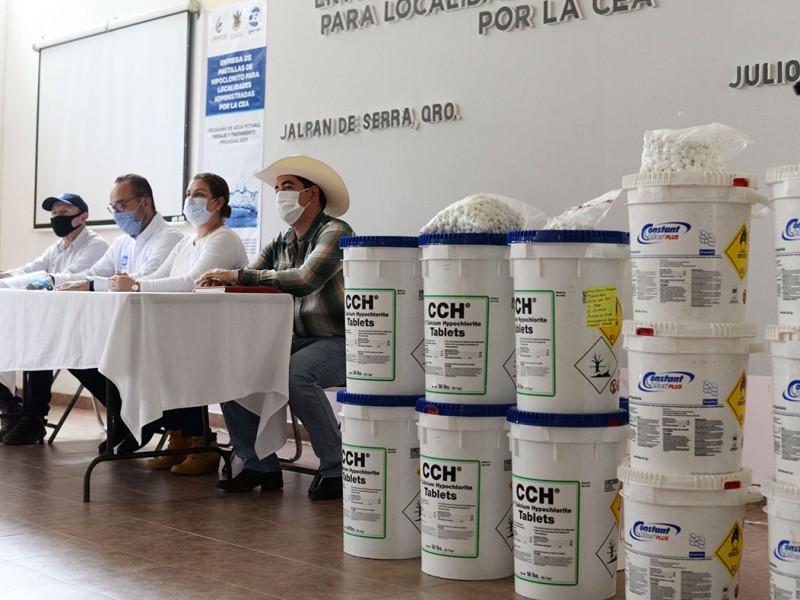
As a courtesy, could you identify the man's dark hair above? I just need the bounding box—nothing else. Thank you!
[115,174,156,212]
[296,175,327,211]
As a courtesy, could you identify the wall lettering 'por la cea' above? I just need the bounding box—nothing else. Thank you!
[314,0,657,36]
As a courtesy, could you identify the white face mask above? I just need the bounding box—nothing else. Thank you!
[275,188,310,225]
[183,196,215,227]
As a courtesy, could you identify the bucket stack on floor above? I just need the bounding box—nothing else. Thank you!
[620,171,765,599]
[337,236,425,560]
[762,164,800,598]
[505,229,631,600]
[415,232,516,580]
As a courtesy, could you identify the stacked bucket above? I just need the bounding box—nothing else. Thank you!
[337,236,425,560]
[415,233,516,580]
[620,171,765,599]
[762,165,800,597]
[505,230,631,599]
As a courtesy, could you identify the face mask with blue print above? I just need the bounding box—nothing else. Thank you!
[113,199,145,237]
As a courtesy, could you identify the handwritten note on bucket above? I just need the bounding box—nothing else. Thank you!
[585,287,618,328]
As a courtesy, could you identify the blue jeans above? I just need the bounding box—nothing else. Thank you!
[222,335,344,477]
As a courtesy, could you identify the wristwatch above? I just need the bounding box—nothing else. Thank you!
[131,281,140,292]
[86,276,95,292]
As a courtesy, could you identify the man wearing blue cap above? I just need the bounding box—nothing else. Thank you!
[0,193,109,444]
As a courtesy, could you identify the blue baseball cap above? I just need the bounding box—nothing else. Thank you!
[42,193,88,213]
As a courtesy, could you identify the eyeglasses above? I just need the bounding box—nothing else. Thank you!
[107,195,143,214]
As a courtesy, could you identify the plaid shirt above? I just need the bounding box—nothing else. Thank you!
[240,212,354,337]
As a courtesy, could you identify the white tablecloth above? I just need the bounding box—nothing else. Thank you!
[0,289,294,457]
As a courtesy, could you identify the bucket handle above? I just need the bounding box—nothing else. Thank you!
[748,190,771,218]
[742,485,764,504]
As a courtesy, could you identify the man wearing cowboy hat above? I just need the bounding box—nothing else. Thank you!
[197,155,354,500]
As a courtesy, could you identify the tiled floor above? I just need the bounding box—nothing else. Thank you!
[0,406,770,599]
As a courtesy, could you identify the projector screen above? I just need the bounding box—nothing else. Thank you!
[34,11,191,228]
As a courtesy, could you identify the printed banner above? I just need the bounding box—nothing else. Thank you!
[204,0,267,258]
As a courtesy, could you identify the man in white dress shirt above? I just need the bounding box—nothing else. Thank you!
[0,193,109,444]
[3,175,184,446]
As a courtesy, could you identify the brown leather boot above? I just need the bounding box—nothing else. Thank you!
[145,430,190,470]
[170,435,220,476]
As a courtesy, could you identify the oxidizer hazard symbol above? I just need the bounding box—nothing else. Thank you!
[574,338,618,394]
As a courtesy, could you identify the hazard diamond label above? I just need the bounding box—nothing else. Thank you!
[598,298,623,348]
[403,492,422,532]
[715,521,744,578]
[411,339,426,371]
[496,504,515,551]
[503,350,517,385]
[725,371,747,427]
[724,223,749,281]
[595,524,619,578]
[610,487,622,526]
[574,337,618,394]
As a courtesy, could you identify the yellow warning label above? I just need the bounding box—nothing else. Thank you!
[725,372,747,427]
[724,223,749,281]
[586,286,617,329]
[610,487,622,526]
[715,522,744,578]
[599,299,623,348]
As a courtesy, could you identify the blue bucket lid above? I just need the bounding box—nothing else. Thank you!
[337,390,420,407]
[418,232,508,247]
[339,236,419,249]
[507,230,630,245]
[415,398,515,417]
[507,407,629,428]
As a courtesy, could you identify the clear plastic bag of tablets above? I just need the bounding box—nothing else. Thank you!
[544,189,620,230]
[640,122,750,174]
[420,193,547,234]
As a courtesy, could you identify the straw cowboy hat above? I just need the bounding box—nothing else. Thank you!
[255,155,349,217]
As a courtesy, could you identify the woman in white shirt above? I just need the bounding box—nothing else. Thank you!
[110,173,248,293]
[107,173,248,475]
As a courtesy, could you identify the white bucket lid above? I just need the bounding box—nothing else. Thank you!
[619,463,752,491]
[762,477,800,503]
[622,320,757,339]
[767,164,800,185]
[622,171,758,189]
[765,324,800,342]
[765,325,800,358]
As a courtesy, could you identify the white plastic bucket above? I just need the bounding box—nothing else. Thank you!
[763,477,800,597]
[416,399,514,580]
[338,391,421,559]
[623,171,768,323]
[508,229,629,413]
[341,237,424,395]
[619,465,762,600]
[419,233,515,404]
[767,165,800,326]
[507,408,629,600]
[623,320,760,474]
[767,325,800,485]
